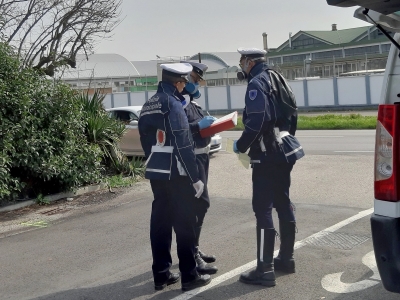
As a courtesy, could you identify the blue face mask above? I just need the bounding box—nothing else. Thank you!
[185,82,199,94]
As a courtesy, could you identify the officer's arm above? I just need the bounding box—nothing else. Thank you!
[236,81,274,153]
[188,120,200,135]
[138,118,152,158]
[185,104,203,135]
[289,112,298,136]
[169,101,199,183]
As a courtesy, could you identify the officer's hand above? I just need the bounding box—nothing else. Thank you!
[233,140,240,154]
[198,116,217,130]
[192,180,204,198]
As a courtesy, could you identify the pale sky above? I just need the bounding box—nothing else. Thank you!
[95,0,368,61]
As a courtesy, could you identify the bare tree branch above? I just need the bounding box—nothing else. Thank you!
[0,0,122,76]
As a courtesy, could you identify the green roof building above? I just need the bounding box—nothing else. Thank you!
[265,24,393,79]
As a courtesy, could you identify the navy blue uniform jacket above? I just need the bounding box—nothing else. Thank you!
[181,88,211,149]
[139,82,199,183]
[236,63,304,163]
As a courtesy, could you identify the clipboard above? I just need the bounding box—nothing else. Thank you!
[199,111,238,138]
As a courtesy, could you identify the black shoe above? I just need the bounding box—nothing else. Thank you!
[195,253,218,275]
[239,266,276,287]
[198,249,216,263]
[181,274,212,291]
[154,273,180,291]
[274,255,295,273]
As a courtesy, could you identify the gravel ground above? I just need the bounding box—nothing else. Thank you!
[0,181,150,237]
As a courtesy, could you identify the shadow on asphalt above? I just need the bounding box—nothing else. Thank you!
[29,266,293,300]
[30,265,184,300]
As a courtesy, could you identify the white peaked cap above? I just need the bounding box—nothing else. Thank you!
[160,63,193,75]
[181,61,209,72]
[237,47,267,56]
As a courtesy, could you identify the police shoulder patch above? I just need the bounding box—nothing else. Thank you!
[249,90,258,100]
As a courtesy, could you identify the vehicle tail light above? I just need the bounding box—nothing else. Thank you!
[375,104,400,201]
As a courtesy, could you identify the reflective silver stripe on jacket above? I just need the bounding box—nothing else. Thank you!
[151,145,174,153]
[285,146,303,157]
[146,168,171,174]
[195,145,210,155]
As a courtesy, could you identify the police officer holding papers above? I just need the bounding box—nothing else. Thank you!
[181,61,218,275]
[138,63,211,291]
[233,48,304,287]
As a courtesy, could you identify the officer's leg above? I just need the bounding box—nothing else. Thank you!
[239,163,276,286]
[149,180,177,288]
[169,176,211,290]
[273,163,296,273]
[194,200,218,274]
[194,154,217,269]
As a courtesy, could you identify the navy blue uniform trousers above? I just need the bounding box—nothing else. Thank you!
[150,176,197,283]
[194,153,210,225]
[252,162,296,228]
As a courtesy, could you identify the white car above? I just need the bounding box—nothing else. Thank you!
[327,0,400,294]
[106,106,222,157]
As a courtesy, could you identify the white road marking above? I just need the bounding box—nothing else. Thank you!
[297,136,344,138]
[334,151,374,153]
[321,251,381,293]
[171,208,374,300]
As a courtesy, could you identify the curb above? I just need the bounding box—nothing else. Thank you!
[0,183,108,213]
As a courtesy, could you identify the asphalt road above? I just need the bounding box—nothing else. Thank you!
[2,129,398,300]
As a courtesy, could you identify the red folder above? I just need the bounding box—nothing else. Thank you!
[199,111,238,138]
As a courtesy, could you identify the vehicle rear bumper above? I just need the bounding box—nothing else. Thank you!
[371,213,400,293]
[210,135,222,154]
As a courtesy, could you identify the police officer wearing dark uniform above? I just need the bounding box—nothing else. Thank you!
[138,63,212,291]
[232,48,304,287]
[180,61,218,275]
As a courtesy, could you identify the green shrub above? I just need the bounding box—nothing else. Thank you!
[75,90,128,174]
[0,43,102,202]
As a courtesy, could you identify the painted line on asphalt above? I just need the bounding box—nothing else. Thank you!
[171,207,374,300]
[297,136,344,138]
[334,151,374,153]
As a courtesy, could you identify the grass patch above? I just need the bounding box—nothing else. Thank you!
[106,174,137,188]
[232,114,377,130]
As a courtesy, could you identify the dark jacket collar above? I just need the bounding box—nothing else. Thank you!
[248,62,269,83]
[157,81,177,95]
[157,81,186,102]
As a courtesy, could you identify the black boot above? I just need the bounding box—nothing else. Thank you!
[195,226,217,263]
[181,274,212,291]
[274,220,296,273]
[195,252,218,274]
[239,227,276,287]
[154,272,180,291]
[194,226,218,274]
[198,249,216,263]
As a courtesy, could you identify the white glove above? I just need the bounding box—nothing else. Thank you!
[192,180,204,198]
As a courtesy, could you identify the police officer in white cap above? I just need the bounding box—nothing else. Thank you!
[139,63,211,291]
[180,61,218,275]
[233,48,304,287]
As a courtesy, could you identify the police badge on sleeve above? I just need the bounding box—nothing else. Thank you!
[249,90,257,100]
